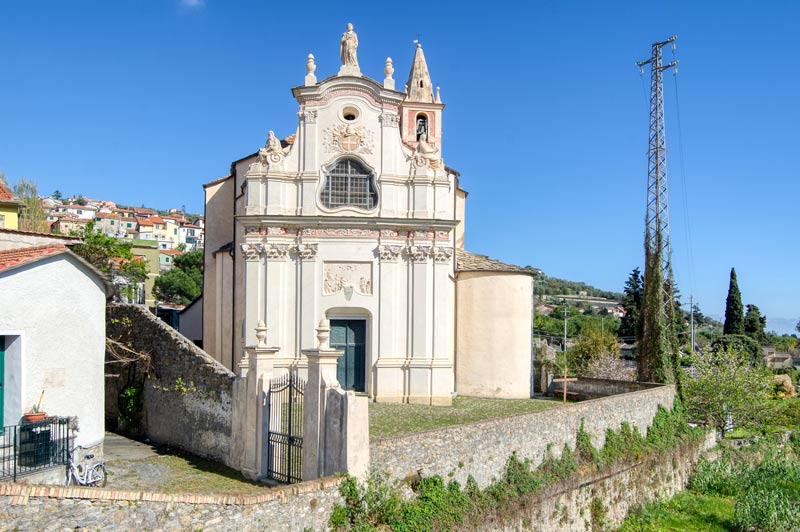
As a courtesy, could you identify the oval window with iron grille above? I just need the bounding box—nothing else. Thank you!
[320,158,378,210]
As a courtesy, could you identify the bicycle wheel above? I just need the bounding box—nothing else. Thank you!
[88,464,107,487]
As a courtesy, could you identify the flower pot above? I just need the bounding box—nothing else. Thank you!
[23,412,47,423]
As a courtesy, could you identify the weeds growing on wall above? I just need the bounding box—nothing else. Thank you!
[329,401,703,532]
[622,432,800,532]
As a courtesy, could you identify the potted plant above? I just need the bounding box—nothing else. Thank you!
[22,391,46,423]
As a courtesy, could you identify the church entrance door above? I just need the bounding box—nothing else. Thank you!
[330,320,366,393]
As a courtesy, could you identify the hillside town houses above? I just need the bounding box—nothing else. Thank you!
[42,196,204,251]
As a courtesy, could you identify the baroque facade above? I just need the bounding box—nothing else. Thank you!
[203,26,535,404]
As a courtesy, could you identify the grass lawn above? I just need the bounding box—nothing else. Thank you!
[369,395,560,440]
[618,492,735,532]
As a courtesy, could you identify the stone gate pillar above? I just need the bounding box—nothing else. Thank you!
[237,321,278,481]
[303,319,369,481]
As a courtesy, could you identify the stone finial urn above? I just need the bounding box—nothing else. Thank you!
[316,319,331,350]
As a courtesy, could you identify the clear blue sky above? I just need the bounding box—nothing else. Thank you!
[1,1,797,332]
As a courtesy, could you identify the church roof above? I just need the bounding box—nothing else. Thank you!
[406,44,435,103]
[455,249,537,276]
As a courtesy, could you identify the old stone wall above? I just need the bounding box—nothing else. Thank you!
[0,477,343,532]
[105,305,237,468]
[548,376,660,398]
[370,384,676,488]
[475,432,716,532]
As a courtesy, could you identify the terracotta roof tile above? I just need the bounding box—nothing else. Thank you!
[455,248,536,275]
[160,249,183,256]
[0,181,22,205]
[0,244,67,272]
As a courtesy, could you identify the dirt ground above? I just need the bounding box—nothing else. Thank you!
[103,432,273,494]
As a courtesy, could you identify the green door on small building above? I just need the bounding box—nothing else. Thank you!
[330,320,366,393]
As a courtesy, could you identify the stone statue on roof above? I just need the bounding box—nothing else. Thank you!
[340,23,359,67]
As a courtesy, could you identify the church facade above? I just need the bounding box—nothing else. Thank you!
[203,25,536,405]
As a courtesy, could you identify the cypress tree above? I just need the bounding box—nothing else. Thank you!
[723,268,745,335]
[619,267,643,339]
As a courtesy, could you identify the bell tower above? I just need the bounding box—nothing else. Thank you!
[400,43,445,153]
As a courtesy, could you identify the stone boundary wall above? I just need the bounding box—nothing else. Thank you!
[0,477,344,531]
[105,305,238,468]
[476,432,717,532]
[548,376,661,398]
[370,384,676,488]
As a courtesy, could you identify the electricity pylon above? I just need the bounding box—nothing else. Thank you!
[636,36,678,383]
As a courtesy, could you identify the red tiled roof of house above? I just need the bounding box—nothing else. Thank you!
[283,133,296,145]
[136,218,154,226]
[0,181,22,205]
[134,207,157,215]
[96,212,120,219]
[149,216,165,224]
[160,249,183,256]
[0,244,67,272]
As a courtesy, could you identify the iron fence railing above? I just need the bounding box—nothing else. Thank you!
[0,418,70,481]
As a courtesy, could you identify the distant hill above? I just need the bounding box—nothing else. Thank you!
[531,273,623,301]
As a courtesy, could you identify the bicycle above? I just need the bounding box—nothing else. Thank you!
[66,446,107,487]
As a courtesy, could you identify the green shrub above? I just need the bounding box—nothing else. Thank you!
[689,457,744,497]
[118,385,143,432]
[732,485,800,532]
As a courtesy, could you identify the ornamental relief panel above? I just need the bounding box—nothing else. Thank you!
[323,262,373,296]
[322,124,374,155]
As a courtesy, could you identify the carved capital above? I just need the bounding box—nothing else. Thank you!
[377,244,402,262]
[378,113,400,128]
[292,243,318,261]
[298,110,318,124]
[240,243,265,261]
[405,245,431,263]
[266,244,290,260]
[430,246,453,263]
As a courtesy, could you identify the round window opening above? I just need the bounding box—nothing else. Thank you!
[342,106,359,121]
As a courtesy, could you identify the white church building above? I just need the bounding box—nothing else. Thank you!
[202,25,536,405]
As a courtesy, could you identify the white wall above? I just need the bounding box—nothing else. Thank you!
[456,271,533,399]
[0,255,106,446]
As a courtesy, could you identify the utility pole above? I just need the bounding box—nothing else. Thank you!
[690,294,695,354]
[636,36,679,383]
[563,302,568,352]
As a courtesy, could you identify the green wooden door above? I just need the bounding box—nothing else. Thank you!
[330,320,366,393]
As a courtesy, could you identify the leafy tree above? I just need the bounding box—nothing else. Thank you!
[683,347,775,437]
[154,268,200,305]
[71,222,133,272]
[723,268,745,335]
[13,177,48,232]
[153,248,203,305]
[571,324,620,372]
[691,303,705,327]
[173,249,203,288]
[52,189,62,200]
[796,320,800,335]
[75,196,88,206]
[711,334,762,366]
[743,304,768,345]
[71,222,145,301]
[619,267,643,339]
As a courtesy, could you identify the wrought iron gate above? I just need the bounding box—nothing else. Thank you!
[266,374,305,483]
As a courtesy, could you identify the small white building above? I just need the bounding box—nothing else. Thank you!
[0,244,111,450]
[203,25,537,404]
